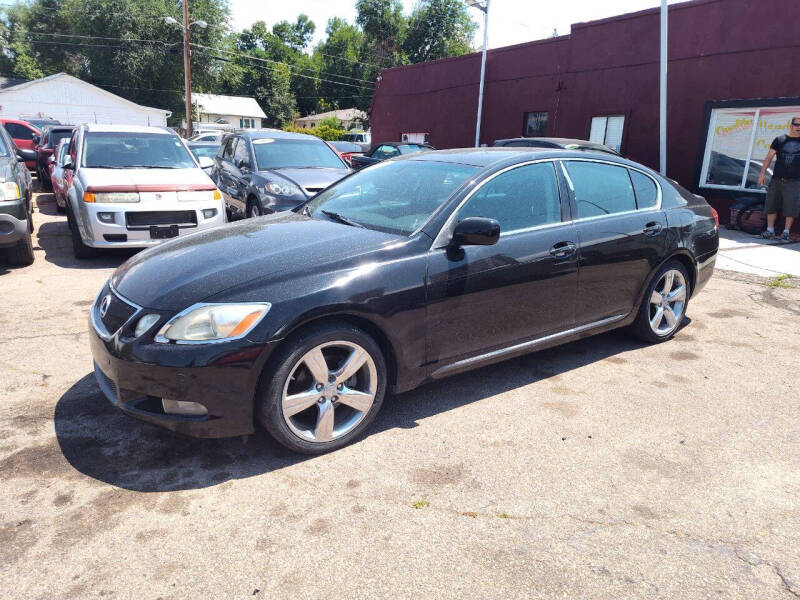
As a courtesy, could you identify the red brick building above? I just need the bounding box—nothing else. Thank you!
[370,0,800,228]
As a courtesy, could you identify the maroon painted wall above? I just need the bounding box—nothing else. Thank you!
[370,0,800,225]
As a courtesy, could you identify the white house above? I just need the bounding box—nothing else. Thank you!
[191,93,267,130]
[0,73,171,126]
[294,108,367,131]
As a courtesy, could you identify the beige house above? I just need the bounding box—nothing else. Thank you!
[294,108,367,131]
[187,93,267,130]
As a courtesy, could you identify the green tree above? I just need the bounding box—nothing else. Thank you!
[312,17,365,112]
[272,14,315,51]
[404,0,476,63]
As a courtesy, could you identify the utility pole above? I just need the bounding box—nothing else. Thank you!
[182,0,193,138]
[466,0,489,147]
[659,0,667,175]
[165,7,206,138]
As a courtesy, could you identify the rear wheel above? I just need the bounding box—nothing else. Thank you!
[630,260,690,343]
[257,322,387,454]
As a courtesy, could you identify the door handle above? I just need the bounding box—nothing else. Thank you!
[549,241,577,258]
[643,222,663,235]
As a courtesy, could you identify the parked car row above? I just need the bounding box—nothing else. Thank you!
[0,124,35,265]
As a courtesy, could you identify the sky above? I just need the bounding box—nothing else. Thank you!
[228,0,687,51]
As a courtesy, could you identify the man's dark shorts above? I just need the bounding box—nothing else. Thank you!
[766,178,800,216]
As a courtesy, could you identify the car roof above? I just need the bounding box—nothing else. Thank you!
[495,137,619,154]
[82,124,174,134]
[401,146,635,169]
[236,129,321,141]
[188,141,219,147]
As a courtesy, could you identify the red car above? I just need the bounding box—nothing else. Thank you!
[33,125,75,190]
[327,141,364,166]
[0,119,40,169]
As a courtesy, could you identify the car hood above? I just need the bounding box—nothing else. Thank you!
[80,167,214,189]
[112,211,402,311]
[262,167,349,197]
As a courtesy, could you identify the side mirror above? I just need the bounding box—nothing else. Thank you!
[62,155,74,170]
[235,157,249,171]
[48,155,56,164]
[451,217,500,247]
[32,135,40,145]
[197,156,214,170]
[15,147,34,162]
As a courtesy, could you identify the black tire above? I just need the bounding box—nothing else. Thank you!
[67,208,97,259]
[38,168,52,191]
[630,259,691,343]
[256,321,387,454]
[247,198,263,218]
[7,227,34,266]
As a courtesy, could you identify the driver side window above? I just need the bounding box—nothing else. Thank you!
[457,162,562,234]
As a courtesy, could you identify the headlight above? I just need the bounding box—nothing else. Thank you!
[155,303,271,343]
[84,191,140,203]
[0,182,21,200]
[177,189,223,202]
[265,181,301,197]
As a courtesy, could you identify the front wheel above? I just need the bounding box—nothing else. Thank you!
[257,322,387,454]
[67,208,97,259]
[630,260,691,343]
[247,199,263,218]
[6,227,34,265]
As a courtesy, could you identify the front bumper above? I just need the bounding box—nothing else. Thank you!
[88,289,278,438]
[76,198,226,249]
[0,207,28,248]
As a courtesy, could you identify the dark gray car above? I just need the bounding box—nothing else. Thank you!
[0,126,34,265]
[213,130,350,219]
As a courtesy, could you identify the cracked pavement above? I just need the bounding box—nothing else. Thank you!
[2,193,799,599]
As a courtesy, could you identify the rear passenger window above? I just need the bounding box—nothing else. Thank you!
[457,162,561,233]
[629,170,658,209]
[564,161,636,218]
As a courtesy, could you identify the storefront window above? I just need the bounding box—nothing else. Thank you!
[699,104,800,192]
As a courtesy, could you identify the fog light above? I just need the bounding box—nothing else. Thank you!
[202,208,217,219]
[162,399,208,416]
[98,212,115,223]
[134,313,161,337]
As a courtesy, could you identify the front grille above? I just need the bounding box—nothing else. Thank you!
[125,210,197,228]
[96,285,138,335]
[93,361,118,403]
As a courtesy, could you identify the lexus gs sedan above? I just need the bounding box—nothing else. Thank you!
[90,148,718,454]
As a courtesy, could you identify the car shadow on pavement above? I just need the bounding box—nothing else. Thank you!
[35,193,60,216]
[55,328,655,492]
[37,220,138,269]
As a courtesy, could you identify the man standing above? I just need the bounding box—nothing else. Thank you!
[758,115,800,240]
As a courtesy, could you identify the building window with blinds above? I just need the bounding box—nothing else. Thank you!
[523,112,548,137]
[589,115,625,153]
[698,104,800,192]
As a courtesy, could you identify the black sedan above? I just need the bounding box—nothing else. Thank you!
[90,148,718,453]
[350,142,434,169]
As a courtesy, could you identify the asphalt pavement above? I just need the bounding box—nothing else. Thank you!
[2,192,799,599]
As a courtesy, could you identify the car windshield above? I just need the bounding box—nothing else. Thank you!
[82,132,196,169]
[397,144,431,155]
[304,159,477,235]
[0,133,9,157]
[252,138,344,170]
[190,145,219,159]
[330,141,362,153]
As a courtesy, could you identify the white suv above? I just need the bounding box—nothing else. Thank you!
[64,124,226,258]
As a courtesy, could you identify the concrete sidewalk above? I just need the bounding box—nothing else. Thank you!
[715,228,800,278]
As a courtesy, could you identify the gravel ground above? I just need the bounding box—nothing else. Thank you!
[2,192,799,599]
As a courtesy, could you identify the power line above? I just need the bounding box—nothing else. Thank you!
[191,43,375,89]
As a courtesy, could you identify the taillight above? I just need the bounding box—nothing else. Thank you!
[711,207,719,227]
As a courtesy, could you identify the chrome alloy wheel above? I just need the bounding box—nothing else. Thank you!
[649,269,687,336]
[281,341,378,443]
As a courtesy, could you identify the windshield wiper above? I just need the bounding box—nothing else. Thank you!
[321,210,363,228]
[125,165,182,169]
